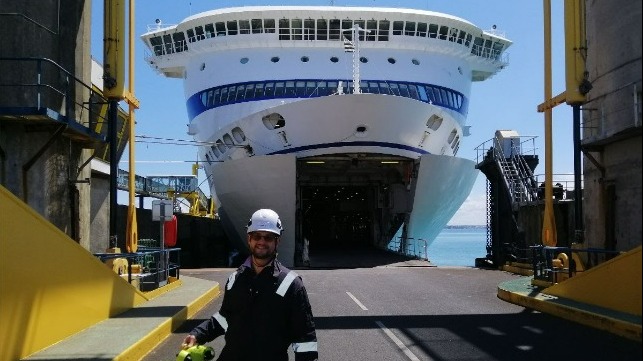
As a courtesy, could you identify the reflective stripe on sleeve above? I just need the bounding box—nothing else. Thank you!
[292,341,318,353]
[213,312,228,332]
[276,271,298,296]
[226,271,238,291]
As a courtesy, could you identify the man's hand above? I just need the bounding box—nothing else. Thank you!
[181,334,197,349]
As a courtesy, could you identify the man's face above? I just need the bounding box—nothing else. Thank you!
[247,231,280,260]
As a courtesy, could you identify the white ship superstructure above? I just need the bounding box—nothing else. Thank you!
[141,6,511,266]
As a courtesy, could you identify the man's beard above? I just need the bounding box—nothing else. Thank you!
[251,247,276,260]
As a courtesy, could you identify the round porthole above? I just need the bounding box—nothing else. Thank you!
[360,57,368,63]
[412,59,420,65]
[240,57,249,64]
[271,56,280,63]
[301,56,309,62]
[330,56,339,63]
[200,63,206,71]
[388,58,396,64]
[458,66,463,75]
[355,125,368,138]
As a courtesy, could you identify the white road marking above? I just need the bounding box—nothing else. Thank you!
[345,291,368,310]
[375,321,422,361]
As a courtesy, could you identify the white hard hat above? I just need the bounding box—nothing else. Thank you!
[246,209,283,235]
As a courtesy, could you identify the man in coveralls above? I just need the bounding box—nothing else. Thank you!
[182,209,319,361]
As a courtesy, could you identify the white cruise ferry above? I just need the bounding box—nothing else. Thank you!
[141,6,511,266]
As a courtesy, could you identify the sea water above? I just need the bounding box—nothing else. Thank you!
[427,227,488,267]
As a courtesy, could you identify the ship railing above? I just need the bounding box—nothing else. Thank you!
[94,247,181,291]
[530,245,622,285]
[532,174,583,200]
[389,236,428,261]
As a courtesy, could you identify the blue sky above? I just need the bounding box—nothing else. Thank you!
[92,1,575,225]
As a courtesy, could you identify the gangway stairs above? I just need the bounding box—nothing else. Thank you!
[475,130,540,267]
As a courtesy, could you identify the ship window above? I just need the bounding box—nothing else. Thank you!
[223,133,235,147]
[215,22,226,36]
[292,19,303,40]
[399,83,410,97]
[251,19,263,33]
[211,145,221,158]
[240,57,249,64]
[304,19,315,40]
[417,22,427,37]
[264,19,276,33]
[471,37,484,56]
[378,20,390,41]
[441,89,450,107]
[239,20,251,34]
[204,24,215,38]
[200,63,206,71]
[194,26,205,40]
[150,36,163,55]
[212,89,220,106]
[262,113,285,130]
[163,34,173,54]
[285,81,296,96]
[366,20,377,41]
[231,127,246,142]
[427,115,443,130]
[405,21,416,36]
[451,135,460,149]
[448,28,459,42]
[465,33,472,47]
[392,21,404,35]
[448,129,457,144]
[227,21,238,35]
[438,25,449,40]
[388,57,396,64]
[207,90,214,106]
[329,19,341,40]
[200,92,207,106]
[417,85,428,101]
[244,84,254,99]
[271,56,280,63]
[265,82,275,96]
[359,57,368,63]
[457,30,466,44]
[408,84,419,99]
[235,84,246,101]
[295,81,306,96]
[301,56,309,63]
[279,19,290,40]
[216,139,227,153]
[379,82,391,95]
[306,81,317,95]
[186,29,196,43]
[389,83,400,96]
[317,19,328,40]
[172,32,187,52]
[317,81,328,95]
[412,59,420,65]
[227,86,237,102]
[254,83,264,98]
[328,81,338,93]
[205,153,212,165]
[219,87,228,104]
[342,19,353,33]
[368,82,380,94]
[274,81,285,96]
[330,56,339,63]
[428,24,438,38]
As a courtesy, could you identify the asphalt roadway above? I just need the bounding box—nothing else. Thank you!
[143,264,641,361]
